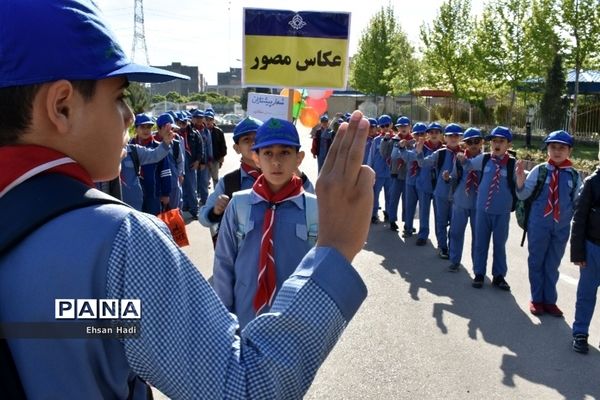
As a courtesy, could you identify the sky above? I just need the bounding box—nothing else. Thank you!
[97,0,484,85]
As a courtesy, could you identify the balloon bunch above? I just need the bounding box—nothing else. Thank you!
[280,88,333,127]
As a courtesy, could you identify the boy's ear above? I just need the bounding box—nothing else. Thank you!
[251,151,260,168]
[45,80,76,135]
[296,150,305,166]
[233,143,241,155]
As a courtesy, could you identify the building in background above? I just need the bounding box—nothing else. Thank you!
[150,62,205,95]
[206,67,243,97]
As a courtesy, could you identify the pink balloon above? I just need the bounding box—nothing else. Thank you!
[305,97,328,115]
[307,89,334,100]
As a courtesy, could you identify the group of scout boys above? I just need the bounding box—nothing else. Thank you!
[115,100,600,355]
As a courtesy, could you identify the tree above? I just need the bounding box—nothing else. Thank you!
[125,83,151,114]
[385,32,421,96]
[151,94,166,104]
[419,0,474,99]
[350,6,402,96]
[165,91,187,104]
[526,0,562,78]
[473,0,532,126]
[540,53,568,132]
[559,0,600,133]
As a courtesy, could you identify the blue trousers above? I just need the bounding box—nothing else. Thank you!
[449,206,477,265]
[372,177,392,217]
[573,241,600,336]
[168,180,182,210]
[197,167,210,205]
[417,191,435,240]
[404,183,418,232]
[434,196,452,251]
[182,166,198,214]
[388,178,405,223]
[473,211,510,277]
[527,218,571,304]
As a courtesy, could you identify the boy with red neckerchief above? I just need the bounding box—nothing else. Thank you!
[457,126,518,291]
[412,122,444,246]
[0,1,372,397]
[447,128,484,272]
[516,130,581,317]
[417,123,463,258]
[367,115,394,223]
[212,118,318,328]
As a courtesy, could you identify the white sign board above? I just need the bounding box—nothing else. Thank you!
[247,93,289,122]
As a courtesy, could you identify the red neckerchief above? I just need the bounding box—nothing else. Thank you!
[544,158,573,222]
[464,150,481,195]
[134,135,153,147]
[484,154,510,210]
[0,145,94,197]
[424,140,442,153]
[240,162,261,180]
[251,174,304,314]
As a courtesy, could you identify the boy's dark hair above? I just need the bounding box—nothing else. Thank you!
[0,80,97,146]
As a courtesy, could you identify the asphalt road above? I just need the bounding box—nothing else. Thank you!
[157,125,600,400]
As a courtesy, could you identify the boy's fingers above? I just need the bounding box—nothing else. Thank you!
[319,123,346,177]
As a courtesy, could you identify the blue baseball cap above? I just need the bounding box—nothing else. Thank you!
[487,126,513,142]
[378,115,392,126]
[191,110,205,118]
[395,116,411,127]
[462,127,482,141]
[320,115,329,122]
[134,114,154,127]
[412,122,428,134]
[0,0,190,88]
[544,130,574,147]
[444,123,463,135]
[368,118,378,127]
[427,122,443,132]
[233,117,263,143]
[156,113,175,128]
[252,118,301,150]
[204,110,215,119]
[175,112,189,122]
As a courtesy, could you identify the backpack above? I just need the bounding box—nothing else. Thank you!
[0,174,136,399]
[222,170,311,203]
[128,145,141,177]
[231,190,319,250]
[515,164,579,246]
[481,153,517,212]
[431,148,447,190]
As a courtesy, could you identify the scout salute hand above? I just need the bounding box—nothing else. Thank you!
[316,111,374,262]
[515,159,526,189]
[455,152,466,163]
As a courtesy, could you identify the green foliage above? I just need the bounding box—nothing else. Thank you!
[165,91,187,103]
[385,23,421,95]
[540,53,568,132]
[124,83,151,114]
[151,94,166,103]
[350,6,403,95]
[419,0,475,99]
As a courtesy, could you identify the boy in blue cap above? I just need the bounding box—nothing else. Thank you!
[516,130,581,316]
[457,126,517,290]
[0,1,372,397]
[570,145,600,353]
[417,123,463,257]
[120,114,173,211]
[368,115,394,223]
[381,116,412,231]
[130,113,173,215]
[160,112,185,210]
[179,109,204,219]
[311,115,335,172]
[205,109,227,187]
[447,128,483,271]
[213,118,318,328]
[393,122,426,237]
[364,118,379,164]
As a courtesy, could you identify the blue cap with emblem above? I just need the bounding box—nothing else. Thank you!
[426,122,443,132]
[395,116,411,127]
[233,117,263,143]
[156,113,175,128]
[444,123,463,135]
[134,114,154,127]
[487,126,513,142]
[252,118,301,150]
[412,122,428,134]
[544,130,574,147]
[462,127,482,141]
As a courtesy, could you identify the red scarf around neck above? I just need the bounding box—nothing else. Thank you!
[484,154,510,210]
[424,140,442,153]
[544,158,573,222]
[464,149,481,195]
[251,174,304,314]
[0,145,94,198]
[241,162,261,180]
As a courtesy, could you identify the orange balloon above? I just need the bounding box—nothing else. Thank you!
[280,88,302,104]
[299,106,320,127]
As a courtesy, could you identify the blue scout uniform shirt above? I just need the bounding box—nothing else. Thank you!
[392,146,419,186]
[450,155,481,210]
[200,128,213,162]
[415,143,441,194]
[418,147,459,199]
[368,135,391,178]
[121,142,171,211]
[129,138,172,203]
[0,202,366,399]
[463,153,515,215]
[516,162,581,227]
[363,136,374,165]
[199,169,315,228]
[213,190,316,329]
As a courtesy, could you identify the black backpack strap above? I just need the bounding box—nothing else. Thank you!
[0,174,127,399]
[223,169,242,200]
[507,157,517,211]
[129,145,141,177]
[172,138,180,163]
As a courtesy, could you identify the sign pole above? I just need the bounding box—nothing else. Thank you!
[287,89,294,122]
